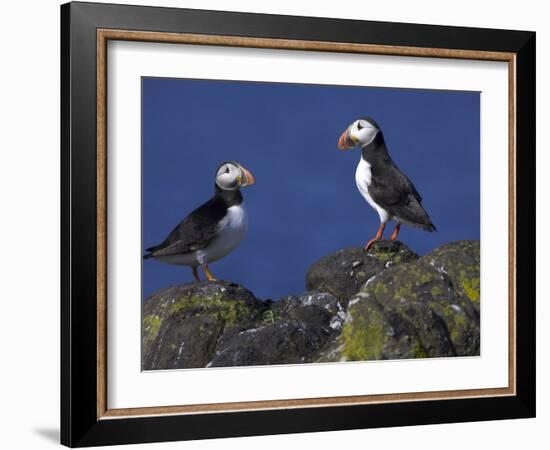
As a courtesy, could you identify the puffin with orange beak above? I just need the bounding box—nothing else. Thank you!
[144,162,255,281]
[338,117,436,251]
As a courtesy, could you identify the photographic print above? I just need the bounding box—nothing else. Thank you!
[141,77,481,370]
[62,5,535,444]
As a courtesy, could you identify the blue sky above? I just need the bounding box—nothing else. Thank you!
[142,77,480,301]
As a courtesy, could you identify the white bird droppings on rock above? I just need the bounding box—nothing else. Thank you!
[348,292,369,308]
[364,274,378,288]
[177,341,185,359]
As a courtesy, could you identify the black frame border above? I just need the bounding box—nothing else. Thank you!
[61,2,535,447]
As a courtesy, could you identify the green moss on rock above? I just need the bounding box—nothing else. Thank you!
[169,293,256,328]
[142,314,161,353]
[460,274,480,307]
[342,295,427,361]
[421,240,480,312]
[342,299,388,360]
[142,281,266,370]
[367,240,419,266]
[352,242,480,358]
[413,341,429,359]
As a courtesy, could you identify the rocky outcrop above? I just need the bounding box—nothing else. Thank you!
[208,291,342,367]
[142,240,480,370]
[142,282,267,370]
[420,241,480,313]
[305,241,418,306]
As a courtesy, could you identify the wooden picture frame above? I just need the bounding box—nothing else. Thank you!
[61,1,535,447]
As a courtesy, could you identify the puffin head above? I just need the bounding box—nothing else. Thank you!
[215,162,255,191]
[337,117,380,150]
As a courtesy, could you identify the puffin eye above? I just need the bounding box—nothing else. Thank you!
[225,166,230,174]
[357,121,364,131]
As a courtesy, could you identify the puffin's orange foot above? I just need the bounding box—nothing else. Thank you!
[364,223,386,252]
[202,264,217,282]
[390,223,401,241]
[364,238,380,252]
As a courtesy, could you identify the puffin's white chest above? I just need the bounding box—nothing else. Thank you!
[196,204,248,264]
[355,158,390,223]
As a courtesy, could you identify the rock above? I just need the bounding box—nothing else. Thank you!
[342,295,427,360]
[208,316,329,367]
[339,241,480,361]
[209,291,341,367]
[273,290,345,326]
[314,336,347,363]
[367,240,420,267]
[278,291,346,333]
[142,240,480,369]
[142,281,267,370]
[306,241,417,306]
[421,240,480,313]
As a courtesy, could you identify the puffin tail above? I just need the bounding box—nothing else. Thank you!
[143,245,159,259]
[425,222,437,232]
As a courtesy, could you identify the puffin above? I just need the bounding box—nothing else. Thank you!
[337,117,436,251]
[143,162,255,281]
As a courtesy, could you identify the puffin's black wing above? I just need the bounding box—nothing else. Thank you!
[369,163,436,232]
[144,197,226,258]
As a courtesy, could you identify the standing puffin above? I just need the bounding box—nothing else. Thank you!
[338,117,436,251]
[144,162,255,281]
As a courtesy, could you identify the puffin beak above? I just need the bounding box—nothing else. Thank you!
[338,129,356,150]
[239,165,255,187]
